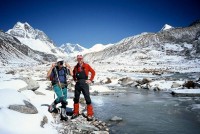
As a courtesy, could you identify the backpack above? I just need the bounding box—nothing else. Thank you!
[50,66,69,84]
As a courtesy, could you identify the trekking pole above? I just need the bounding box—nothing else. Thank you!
[65,64,71,87]
[54,67,64,97]
[66,66,70,83]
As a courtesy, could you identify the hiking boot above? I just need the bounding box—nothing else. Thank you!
[86,104,94,121]
[87,116,94,121]
[48,102,57,113]
[60,108,68,121]
[71,114,79,119]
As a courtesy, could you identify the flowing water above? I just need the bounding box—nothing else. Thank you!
[91,88,200,134]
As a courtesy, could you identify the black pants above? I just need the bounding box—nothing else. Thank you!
[74,80,91,105]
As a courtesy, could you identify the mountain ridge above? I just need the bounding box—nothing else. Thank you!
[83,21,200,63]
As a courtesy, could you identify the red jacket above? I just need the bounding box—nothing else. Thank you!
[73,62,95,81]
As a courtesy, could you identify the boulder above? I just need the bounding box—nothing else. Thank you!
[8,100,38,114]
[110,116,123,121]
[118,77,134,86]
[141,78,152,84]
[171,82,182,88]
[6,70,16,75]
[141,84,149,89]
[183,81,195,89]
[153,87,160,91]
[100,77,112,84]
[130,81,139,87]
[20,77,39,91]
[105,78,112,84]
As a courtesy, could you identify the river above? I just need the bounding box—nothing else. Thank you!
[91,88,200,134]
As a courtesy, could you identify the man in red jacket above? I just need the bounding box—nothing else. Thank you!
[71,55,95,121]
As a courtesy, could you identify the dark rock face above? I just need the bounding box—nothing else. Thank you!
[8,100,38,114]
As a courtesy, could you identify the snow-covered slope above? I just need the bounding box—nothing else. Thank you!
[6,22,66,57]
[0,31,56,66]
[86,43,113,53]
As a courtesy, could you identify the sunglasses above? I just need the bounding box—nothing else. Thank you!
[58,61,63,65]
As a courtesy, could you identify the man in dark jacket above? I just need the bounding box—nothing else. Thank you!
[71,55,95,121]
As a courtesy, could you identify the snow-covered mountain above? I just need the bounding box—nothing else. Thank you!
[59,43,113,56]
[6,22,66,57]
[83,20,200,72]
[160,24,174,31]
[59,43,87,55]
[0,31,56,66]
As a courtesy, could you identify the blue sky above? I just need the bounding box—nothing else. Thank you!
[0,0,199,48]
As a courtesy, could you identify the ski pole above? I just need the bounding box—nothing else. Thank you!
[66,66,70,84]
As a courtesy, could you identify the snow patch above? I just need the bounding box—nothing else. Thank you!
[160,24,174,31]
[0,89,27,107]
[0,80,27,91]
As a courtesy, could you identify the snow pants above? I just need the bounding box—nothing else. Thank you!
[73,80,91,104]
[53,84,68,108]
